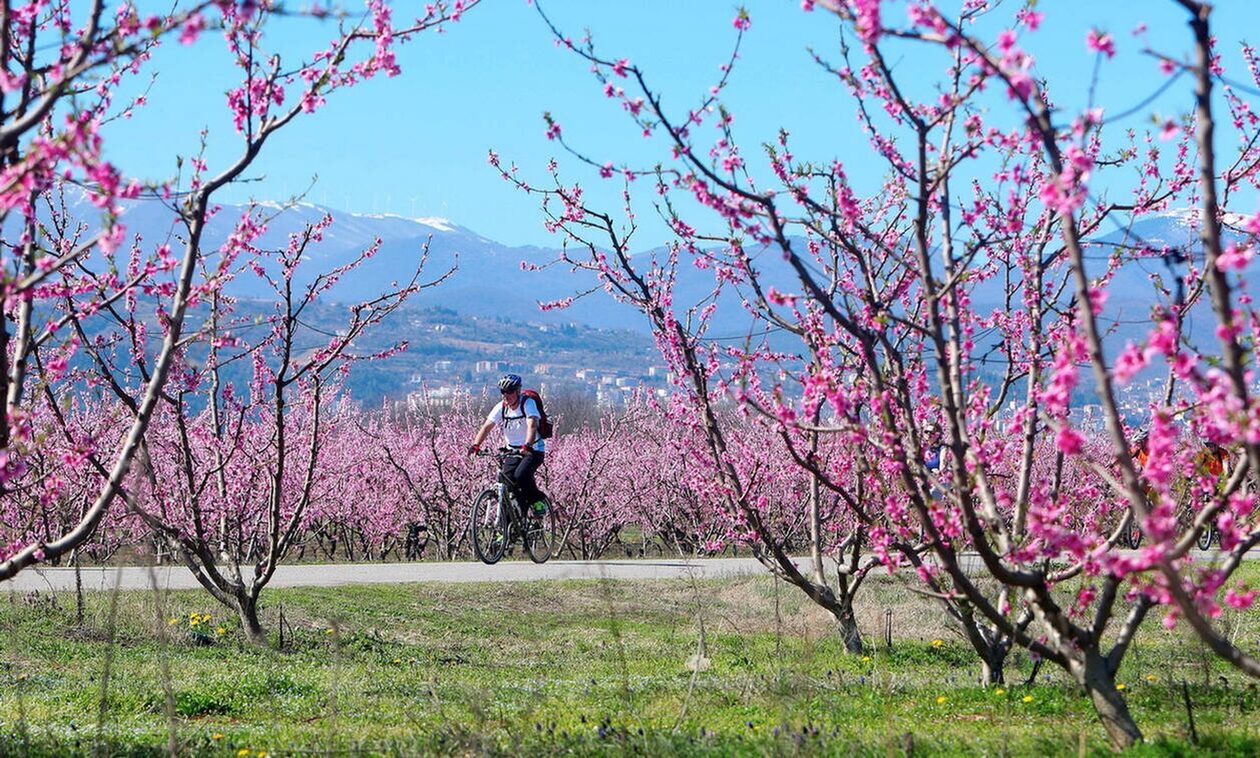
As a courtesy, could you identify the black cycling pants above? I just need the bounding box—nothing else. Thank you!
[501,450,545,505]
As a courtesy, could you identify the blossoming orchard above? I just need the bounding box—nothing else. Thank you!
[1,0,1259,753]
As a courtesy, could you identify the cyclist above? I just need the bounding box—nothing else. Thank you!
[1130,431,1150,469]
[1195,439,1228,481]
[923,422,945,477]
[468,373,549,515]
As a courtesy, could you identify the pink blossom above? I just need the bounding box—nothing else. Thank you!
[1086,29,1115,59]
[1216,242,1253,271]
[1160,120,1179,141]
[1149,319,1178,356]
[179,13,205,45]
[1112,342,1148,385]
[1245,210,1260,236]
[1224,587,1257,610]
[733,8,751,31]
[1171,351,1197,378]
[1016,8,1043,30]
[1056,426,1085,455]
[1003,68,1033,101]
[0,70,27,94]
[1088,286,1108,315]
[852,0,882,46]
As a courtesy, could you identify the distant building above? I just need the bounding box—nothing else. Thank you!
[404,386,458,411]
[434,360,453,372]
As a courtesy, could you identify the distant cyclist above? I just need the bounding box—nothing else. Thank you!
[1130,431,1150,470]
[468,373,549,515]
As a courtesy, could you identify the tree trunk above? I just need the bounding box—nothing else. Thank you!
[957,615,1011,686]
[836,605,864,655]
[1080,652,1143,750]
[237,595,268,647]
[980,653,1004,686]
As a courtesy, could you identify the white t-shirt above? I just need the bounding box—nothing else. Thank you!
[487,397,545,452]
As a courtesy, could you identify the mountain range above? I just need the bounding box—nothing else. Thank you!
[51,197,1255,405]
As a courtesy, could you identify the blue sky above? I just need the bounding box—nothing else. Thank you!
[106,1,1257,248]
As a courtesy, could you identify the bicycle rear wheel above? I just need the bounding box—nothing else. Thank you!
[1124,512,1143,549]
[471,488,507,565]
[524,498,558,564]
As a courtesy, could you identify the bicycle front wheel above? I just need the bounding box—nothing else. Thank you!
[1197,524,1216,550]
[471,489,507,565]
[525,498,558,564]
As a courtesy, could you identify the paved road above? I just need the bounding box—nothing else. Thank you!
[4,550,1238,594]
[3,557,777,593]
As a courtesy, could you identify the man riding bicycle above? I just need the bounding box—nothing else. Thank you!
[468,373,549,515]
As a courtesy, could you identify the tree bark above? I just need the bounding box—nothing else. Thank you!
[1079,651,1143,749]
[980,653,1004,686]
[836,605,864,655]
[237,594,267,647]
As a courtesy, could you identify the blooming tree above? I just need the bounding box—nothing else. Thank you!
[0,0,227,578]
[0,0,478,620]
[514,0,1260,748]
[345,391,485,561]
[118,214,439,644]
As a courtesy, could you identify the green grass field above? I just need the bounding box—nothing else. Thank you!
[1,570,1258,756]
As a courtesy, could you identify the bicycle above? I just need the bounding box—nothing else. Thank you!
[1123,509,1143,549]
[469,448,558,564]
[1122,502,1217,550]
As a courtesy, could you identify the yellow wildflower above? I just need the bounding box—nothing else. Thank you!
[1022,695,1034,703]
[237,750,250,757]
[931,639,944,648]
[1145,674,1157,683]
[211,733,223,741]
[1116,683,1127,691]
[936,695,947,704]
[995,688,1006,696]
[216,627,226,635]
[861,656,871,662]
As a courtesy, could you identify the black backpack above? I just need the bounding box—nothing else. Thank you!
[508,388,554,439]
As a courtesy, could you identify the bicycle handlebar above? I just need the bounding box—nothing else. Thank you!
[474,446,534,459]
